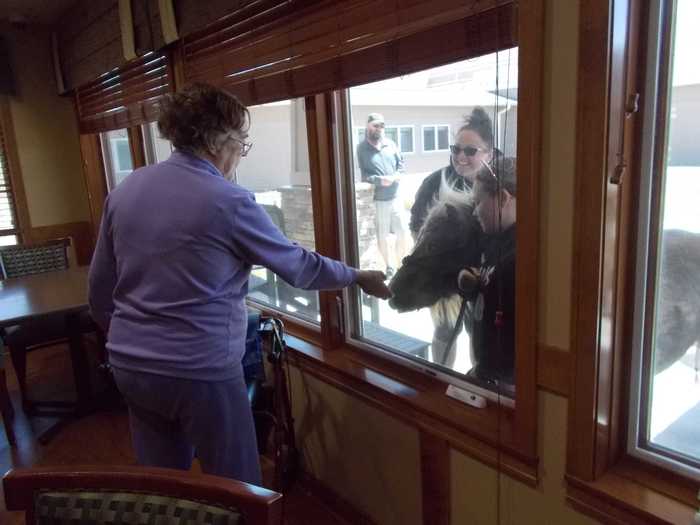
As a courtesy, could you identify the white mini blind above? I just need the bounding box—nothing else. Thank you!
[0,119,18,238]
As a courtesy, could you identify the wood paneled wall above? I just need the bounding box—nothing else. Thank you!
[29,221,94,267]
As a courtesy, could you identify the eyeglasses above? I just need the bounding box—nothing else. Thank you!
[230,136,253,157]
[449,144,486,157]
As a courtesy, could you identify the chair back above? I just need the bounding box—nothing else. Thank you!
[0,238,70,280]
[3,465,283,525]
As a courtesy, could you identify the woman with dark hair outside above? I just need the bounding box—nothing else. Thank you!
[88,83,391,485]
[458,156,517,389]
[408,107,495,368]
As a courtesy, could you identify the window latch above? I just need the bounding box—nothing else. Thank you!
[625,92,640,117]
[610,161,626,185]
[335,295,344,336]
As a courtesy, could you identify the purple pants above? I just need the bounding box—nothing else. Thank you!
[111,366,261,485]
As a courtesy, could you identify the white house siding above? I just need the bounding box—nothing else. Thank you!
[236,102,293,192]
[669,83,700,166]
[350,105,518,178]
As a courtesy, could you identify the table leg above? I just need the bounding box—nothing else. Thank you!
[66,312,92,414]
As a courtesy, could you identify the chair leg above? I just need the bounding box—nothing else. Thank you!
[8,344,32,414]
[0,367,16,446]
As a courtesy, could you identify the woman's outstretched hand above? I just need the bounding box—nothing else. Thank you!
[356,270,393,300]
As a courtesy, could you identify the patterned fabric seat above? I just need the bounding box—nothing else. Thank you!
[35,490,242,525]
[3,466,283,525]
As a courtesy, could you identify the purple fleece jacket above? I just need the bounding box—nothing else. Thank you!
[89,150,357,380]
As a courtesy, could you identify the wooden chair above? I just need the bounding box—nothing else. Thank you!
[3,466,283,525]
[0,238,97,415]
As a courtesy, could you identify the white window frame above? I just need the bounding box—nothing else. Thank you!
[354,125,415,155]
[421,124,450,153]
[627,0,700,481]
[385,125,415,155]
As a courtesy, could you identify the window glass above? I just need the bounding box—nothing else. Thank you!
[100,129,133,190]
[143,121,174,164]
[236,98,320,324]
[0,120,18,243]
[423,126,436,151]
[346,50,519,398]
[633,0,700,476]
[400,127,414,154]
[437,125,450,150]
[385,126,399,145]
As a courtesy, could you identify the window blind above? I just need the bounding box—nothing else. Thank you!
[0,119,18,237]
[181,0,517,105]
[75,51,173,134]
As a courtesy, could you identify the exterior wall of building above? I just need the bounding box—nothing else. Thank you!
[668,84,700,166]
[350,105,519,177]
[237,102,293,192]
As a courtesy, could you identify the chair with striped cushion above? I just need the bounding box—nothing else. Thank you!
[3,466,283,525]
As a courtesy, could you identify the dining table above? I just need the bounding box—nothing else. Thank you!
[0,266,96,441]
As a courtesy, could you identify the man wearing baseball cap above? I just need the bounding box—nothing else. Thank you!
[356,113,408,278]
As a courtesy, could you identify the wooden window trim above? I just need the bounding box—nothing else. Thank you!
[82,0,544,479]
[567,0,699,522]
[283,333,539,485]
[243,0,545,477]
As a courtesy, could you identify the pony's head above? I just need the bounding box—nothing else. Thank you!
[389,176,481,312]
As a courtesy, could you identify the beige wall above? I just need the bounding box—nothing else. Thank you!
[289,1,593,523]
[3,23,89,228]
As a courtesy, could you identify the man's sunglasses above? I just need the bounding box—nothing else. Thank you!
[449,145,486,157]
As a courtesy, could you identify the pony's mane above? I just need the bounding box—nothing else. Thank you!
[417,170,473,239]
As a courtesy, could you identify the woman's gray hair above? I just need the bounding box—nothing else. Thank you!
[157,83,250,154]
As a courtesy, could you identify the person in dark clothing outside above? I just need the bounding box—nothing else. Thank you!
[88,83,392,485]
[458,156,517,389]
[409,107,495,368]
[356,112,409,278]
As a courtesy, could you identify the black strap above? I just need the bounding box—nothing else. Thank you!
[439,295,469,366]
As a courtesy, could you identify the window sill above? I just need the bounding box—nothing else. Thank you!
[566,464,698,525]
[282,332,539,486]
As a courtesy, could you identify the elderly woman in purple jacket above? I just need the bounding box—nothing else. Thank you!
[88,83,390,485]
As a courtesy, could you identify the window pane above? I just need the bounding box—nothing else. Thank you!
[385,126,398,145]
[116,141,132,170]
[236,98,320,324]
[643,0,700,470]
[0,235,17,246]
[143,121,174,164]
[347,50,519,397]
[0,191,14,230]
[400,127,414,153]
[437,125,449,150]
[423,127,435,151]
[100,129,133,191]
[0,140,17,231]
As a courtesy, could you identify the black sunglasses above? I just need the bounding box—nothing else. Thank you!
[449,145,485,157]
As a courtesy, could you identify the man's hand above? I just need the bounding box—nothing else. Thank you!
[379,175,393,186]
[356,270,393,299]
[457,267,481,299]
